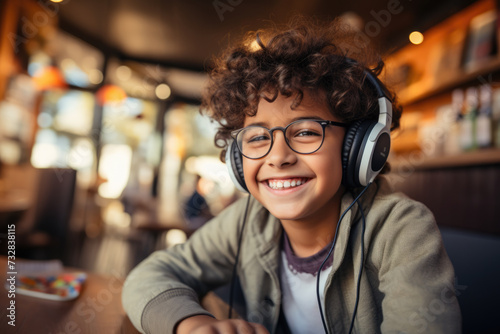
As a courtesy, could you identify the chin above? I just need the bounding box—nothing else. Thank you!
[265,204,307,221]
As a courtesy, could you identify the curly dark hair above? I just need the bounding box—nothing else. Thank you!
[201,17,402,162]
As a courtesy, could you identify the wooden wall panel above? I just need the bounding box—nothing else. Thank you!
[388,164,500,235]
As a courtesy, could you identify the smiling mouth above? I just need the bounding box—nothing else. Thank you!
[266,178,310,190]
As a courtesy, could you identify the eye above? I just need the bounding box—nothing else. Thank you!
[241,128,271,144]
[247,134,271,143]
[294,129,322,137]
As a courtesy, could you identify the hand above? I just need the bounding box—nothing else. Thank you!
[176,315,270,334]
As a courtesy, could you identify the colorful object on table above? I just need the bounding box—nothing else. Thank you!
[16,272,87,301]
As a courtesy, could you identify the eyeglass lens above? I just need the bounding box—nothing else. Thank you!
[237,120,325,158]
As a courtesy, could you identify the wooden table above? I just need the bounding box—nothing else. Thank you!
[0,256,140,333]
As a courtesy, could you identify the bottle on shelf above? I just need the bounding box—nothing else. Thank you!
[460,87,479,151]
[444,89,464,155]
[477,84,493,148]
[492,88,500,148]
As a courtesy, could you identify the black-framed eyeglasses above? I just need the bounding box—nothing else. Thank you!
[231,119,348,159]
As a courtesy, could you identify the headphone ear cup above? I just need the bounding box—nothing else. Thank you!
[225,141,248,193]
[342,120,374,188]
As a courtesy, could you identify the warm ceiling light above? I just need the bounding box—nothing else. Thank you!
[155,83,171,100]
[50,0,64,3]
[32,66,67,90]
[88,69,103,85]
[249,40,261,52]
[409,31,424,45]
[96,84,127,105]
[116,65,132,81]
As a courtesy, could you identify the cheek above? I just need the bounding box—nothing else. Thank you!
[242,159,260,189]
[311,154,343,183]
[317,138,344,181]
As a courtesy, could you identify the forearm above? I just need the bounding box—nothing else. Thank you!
[142,288,214,334]
[122,198,249,333]
[122,252,212,333]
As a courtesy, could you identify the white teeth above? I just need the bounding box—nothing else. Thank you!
[268,179,306,190]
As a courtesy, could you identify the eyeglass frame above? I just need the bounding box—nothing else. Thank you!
[230,119,349,159]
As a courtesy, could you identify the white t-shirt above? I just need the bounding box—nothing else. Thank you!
[279,235,333,334]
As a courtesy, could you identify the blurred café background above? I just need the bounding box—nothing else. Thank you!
[0,0,500,331]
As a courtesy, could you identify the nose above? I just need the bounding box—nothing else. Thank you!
[265,130,297,168]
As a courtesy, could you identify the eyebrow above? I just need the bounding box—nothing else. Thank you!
[245,116,326,127]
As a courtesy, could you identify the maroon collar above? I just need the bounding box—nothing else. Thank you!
[282,232,333,276]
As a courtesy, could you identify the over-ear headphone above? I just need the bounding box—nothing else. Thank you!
[341,68,393,188]
[226,140,249,193]
[225,63,393,192]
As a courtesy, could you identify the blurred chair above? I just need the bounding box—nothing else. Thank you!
[17,168,77,263]
[0,190,31,231]
[440,227,500,334]
[0,164,36,257]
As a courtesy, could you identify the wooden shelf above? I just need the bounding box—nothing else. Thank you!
[385,0,498,106]
[390,148,500,170]
[384,0,500,168]
[398,56,500,106]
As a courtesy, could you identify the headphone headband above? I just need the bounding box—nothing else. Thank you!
[361,67,392,133]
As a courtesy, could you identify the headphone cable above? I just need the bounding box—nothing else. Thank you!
[316,183,372,334]
[228,195,251,319]
[348,197,367,333]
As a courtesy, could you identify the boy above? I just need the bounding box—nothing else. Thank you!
[123,18,461,334]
